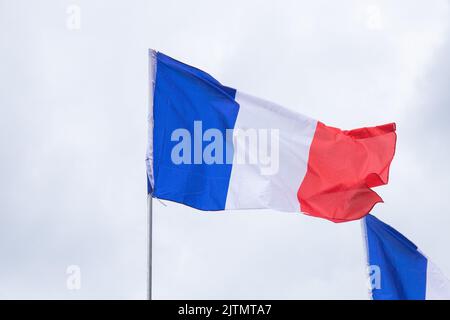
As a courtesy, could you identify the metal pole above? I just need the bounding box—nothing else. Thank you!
[360,217,372,300]
[147,193,153,300]
[147,49,156,300]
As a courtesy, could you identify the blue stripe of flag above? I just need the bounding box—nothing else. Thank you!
[364,214,427,300]
[152,52,239,210]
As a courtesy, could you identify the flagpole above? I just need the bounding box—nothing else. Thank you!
[147,193,153,300]
[147,49,156,301]
[360,218,372,300]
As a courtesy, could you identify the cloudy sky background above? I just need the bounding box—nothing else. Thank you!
[0,0,449,299]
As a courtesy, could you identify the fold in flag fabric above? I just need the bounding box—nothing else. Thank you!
[363,214,450,300]
[146,50,397,222]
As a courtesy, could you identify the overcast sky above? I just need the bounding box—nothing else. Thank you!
[0,0,449,299]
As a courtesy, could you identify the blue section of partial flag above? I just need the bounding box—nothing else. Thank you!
[152,52,239,210]
[364,214,427,300]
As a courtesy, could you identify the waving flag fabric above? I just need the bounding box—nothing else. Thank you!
[146,50,397,222]
[363,214,450,300]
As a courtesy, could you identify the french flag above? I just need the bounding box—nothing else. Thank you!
[363,214,450,299]
[146,50,397,222]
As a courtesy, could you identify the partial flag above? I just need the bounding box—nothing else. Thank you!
[363,214,450,300]
[146,50,397,222]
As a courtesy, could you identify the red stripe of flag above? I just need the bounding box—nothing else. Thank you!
[298,122,397,222]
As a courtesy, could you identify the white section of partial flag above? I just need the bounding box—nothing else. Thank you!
[425,260,450,299]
